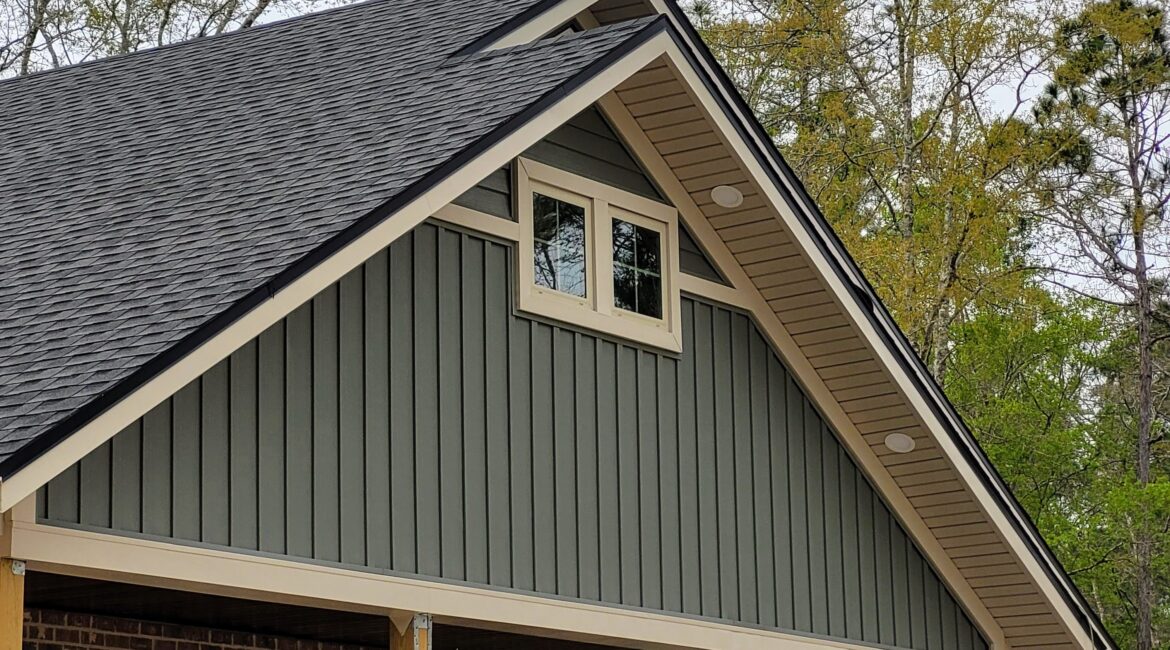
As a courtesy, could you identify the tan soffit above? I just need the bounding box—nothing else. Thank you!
[595,53,1087,649]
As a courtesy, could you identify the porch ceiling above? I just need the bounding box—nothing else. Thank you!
[26,572,630,650]
[26,571,390,646]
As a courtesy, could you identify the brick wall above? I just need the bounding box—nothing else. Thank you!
[23,608,380,650]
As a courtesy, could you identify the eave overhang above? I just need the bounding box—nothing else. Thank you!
[0,4,1115,649]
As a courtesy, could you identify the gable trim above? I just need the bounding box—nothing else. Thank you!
[0,20,673,513]
[593,91,1006,649]
[660,46,1091,649]
[637,7,1111,646]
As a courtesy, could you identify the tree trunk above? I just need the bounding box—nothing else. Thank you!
[1132,165,1154,650]
[18,0,51,75]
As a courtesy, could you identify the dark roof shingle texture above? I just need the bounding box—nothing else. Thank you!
[0,0,659,469]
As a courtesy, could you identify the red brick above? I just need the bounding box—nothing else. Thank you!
[23,609,377,650]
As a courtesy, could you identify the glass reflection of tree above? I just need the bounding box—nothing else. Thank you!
[612,218,661,318]
[533,193,586,297]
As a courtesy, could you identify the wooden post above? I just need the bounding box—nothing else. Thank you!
[0,559,25,648]
[391,612,431,650]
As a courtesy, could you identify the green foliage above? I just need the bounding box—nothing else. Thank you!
[688,0,1048,379]
[694,0,1170,645]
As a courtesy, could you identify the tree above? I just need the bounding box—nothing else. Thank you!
[0,0,347,76]
[689,0,1053,382]
[1030,2,1170,646]
[691,0,1170,643]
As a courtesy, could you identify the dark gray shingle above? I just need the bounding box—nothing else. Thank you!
[0,0,661,472]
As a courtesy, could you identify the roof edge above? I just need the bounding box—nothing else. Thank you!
[653,1,1115,647]
[0,15,669,482]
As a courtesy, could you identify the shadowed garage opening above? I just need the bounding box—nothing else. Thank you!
[24,572,623,649]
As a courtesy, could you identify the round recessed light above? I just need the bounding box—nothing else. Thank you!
[710,185,743,208]
[884,432,916,454]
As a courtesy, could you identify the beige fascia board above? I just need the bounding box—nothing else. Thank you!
[595,90,1009,650]
[12,520,883,650]
[432,204,521,242]
[637,36,1094,649]
[0,30,675,515]
[575,8,602,29]
[485,0,597,50]
[640,10,1103,647]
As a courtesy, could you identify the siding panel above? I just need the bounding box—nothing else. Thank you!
[285,303,313,559]
[525,106,662,201]
[201,360,230,546]
[79,441,111,529]
[111,421,142,533]
[45,222,985,650]
[364,251,392,570]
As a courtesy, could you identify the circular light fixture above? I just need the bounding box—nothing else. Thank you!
[883,432,916,454]
[710,185,743,208]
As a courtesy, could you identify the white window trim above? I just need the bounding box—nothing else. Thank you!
[516,157,682,352]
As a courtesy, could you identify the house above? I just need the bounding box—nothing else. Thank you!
[0,1,1115,648]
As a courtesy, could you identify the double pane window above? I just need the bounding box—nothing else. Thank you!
[517,158,679,351]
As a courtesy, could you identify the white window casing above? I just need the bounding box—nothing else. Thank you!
[516,156,682,352]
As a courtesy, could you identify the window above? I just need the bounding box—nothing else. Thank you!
[533,192,587,297]
[517,158,681,351]
[612,215,662,318]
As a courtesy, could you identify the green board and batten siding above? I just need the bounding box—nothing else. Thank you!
[42,222,986,650]
[452,105,663,221]
[452,104,726,283]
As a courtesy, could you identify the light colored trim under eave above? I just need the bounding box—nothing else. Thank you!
[9,515,883,650]
[652,4,1108,646]
[594,91,1008,650]
[0,29,676,515]
[640,36,1095,649]
[485,0,597,50]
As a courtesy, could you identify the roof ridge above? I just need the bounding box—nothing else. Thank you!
[0,0,541,89]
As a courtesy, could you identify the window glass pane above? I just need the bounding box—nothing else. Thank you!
[613,219,636,268]
[533,192,587,298]
[635,227,660,270]
[637,272,662,319]
[613,263,638,313]
[612,217,663,319]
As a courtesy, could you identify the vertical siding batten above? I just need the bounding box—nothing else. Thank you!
[42,222,988,650]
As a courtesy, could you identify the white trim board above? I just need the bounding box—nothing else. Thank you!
[11,518,883,650]
[484,0,596,50]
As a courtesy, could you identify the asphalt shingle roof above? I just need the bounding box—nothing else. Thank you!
[0,0,661,472]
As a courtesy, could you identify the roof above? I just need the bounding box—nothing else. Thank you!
[0,0,661,469]
[0,0,1113,645]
